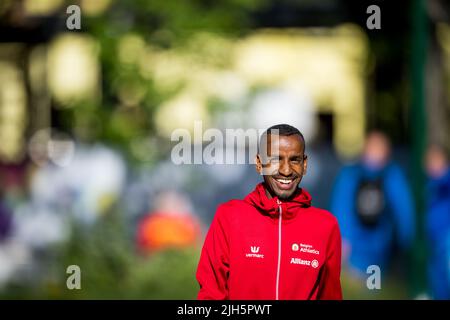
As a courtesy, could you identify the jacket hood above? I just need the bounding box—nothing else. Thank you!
[244,182,312,220]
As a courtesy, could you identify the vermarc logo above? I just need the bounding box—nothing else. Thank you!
[246,246,264,259]
[250,246,260,253]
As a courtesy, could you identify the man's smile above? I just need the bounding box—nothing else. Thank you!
[271,176,298,191]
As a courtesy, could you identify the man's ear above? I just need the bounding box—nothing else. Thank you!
[255,154,262,174]
[302,155,308,175]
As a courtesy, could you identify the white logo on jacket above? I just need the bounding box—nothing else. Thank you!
[291,243,320,255]
[250,246,260,253]
[246,246,264,258]
[290,258,320,268]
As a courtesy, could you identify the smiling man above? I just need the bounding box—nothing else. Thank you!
[196,124,342,300]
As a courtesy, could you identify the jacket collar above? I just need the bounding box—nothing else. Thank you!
[244,183,312,220]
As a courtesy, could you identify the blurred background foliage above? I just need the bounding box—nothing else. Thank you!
[1,210,201,299]
[0,0,449,300]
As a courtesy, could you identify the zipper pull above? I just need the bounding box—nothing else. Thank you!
[276,199,282,215]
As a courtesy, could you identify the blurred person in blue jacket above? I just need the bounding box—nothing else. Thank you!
[330,131,416,276]
[425,144,450,299]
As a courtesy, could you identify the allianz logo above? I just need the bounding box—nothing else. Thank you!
[246,246,264,258]
[290,258,319,268]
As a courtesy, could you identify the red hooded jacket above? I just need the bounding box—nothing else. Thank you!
[196,183,342,300]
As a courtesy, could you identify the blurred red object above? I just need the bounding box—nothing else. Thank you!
[137,211,202,253]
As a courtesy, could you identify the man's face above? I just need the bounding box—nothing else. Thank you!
[256,134,307,200]
[362,132,391,170]
[426,145,448,178]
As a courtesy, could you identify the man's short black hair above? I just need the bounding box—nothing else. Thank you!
[258,124,306,154]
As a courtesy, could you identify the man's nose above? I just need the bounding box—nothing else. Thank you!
[278,159,292,176]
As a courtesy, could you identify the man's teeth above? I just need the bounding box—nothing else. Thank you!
[276,179,292,184]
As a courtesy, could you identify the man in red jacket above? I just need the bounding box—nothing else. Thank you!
[196,124,342,300]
